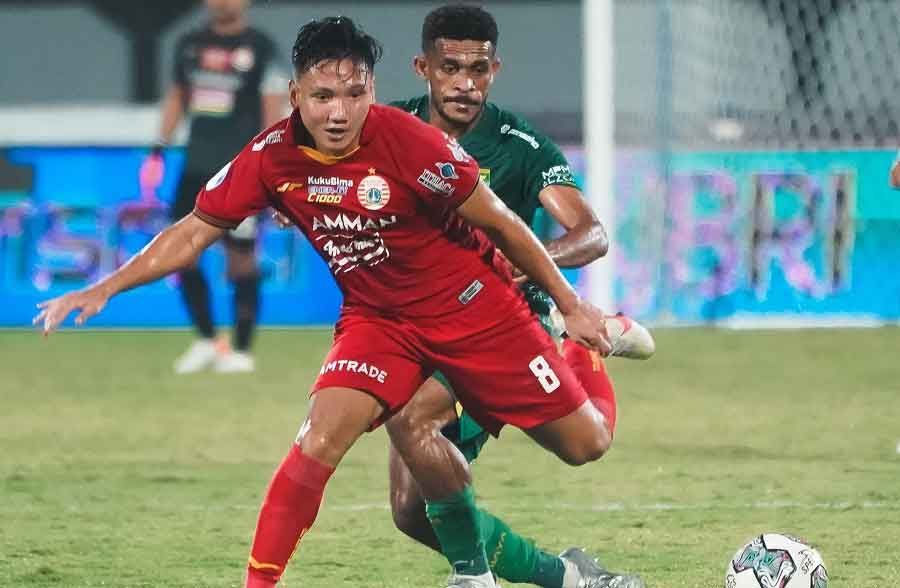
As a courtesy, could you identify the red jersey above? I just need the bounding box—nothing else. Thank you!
[195,104,510,319]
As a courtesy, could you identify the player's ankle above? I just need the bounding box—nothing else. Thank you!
[245,566,278,587]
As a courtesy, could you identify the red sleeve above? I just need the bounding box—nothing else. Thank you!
[391,111,480,209]
[193,142,270,229]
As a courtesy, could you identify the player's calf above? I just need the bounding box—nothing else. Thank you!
[388,445,442,551]
[246,444,334,587]
[386,413,492,579]
[246,387,384,587]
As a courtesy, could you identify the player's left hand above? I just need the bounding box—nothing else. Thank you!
[32,287,110,335]
[560,299,612,356]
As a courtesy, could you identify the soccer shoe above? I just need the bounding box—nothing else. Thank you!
[215,350,256,373]
[550,310,655,360]
[602,313,655,360]
[173,338,219,374]
[445,571,498,588]
[560,547,645,588]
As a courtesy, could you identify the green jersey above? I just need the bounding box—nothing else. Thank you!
[391,97,579,461]
[390,96,578,228]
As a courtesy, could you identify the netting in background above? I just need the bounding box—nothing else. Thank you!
[615,0,900,149]
[608,0,900,324]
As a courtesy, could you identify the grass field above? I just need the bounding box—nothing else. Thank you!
[1,327,899,587]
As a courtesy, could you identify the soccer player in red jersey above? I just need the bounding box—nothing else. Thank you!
[36,17,615,588]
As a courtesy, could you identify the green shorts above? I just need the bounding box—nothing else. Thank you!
[437,282,559,463]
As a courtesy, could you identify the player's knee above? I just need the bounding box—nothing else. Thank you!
[296,427,345,466]
[386,406,431,446]
[559,427,611,466]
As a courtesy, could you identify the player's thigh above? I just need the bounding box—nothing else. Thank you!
[298,386,385,467]
[523,398,612,466]
[437,315,588,436]
[392,374,458,436]
[314,315,428,427]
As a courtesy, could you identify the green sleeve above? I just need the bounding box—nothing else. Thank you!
[522,132,579,207]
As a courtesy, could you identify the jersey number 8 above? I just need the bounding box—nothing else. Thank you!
[529,355,560,394]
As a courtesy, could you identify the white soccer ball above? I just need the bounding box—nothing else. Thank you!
[725,533,828,588]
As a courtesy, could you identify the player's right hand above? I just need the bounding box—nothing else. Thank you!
[33,287,110,335]
[560,299,612,356]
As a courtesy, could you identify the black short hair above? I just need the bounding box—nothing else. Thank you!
[292,16,383,75]
[421,4,499,53]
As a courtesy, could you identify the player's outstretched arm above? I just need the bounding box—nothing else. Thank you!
[538,184,608,268]
[457,182,611,354]
[33,214,224,334]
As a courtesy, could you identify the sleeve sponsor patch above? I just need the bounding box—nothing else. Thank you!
[541,164,576,188]
[417,168,457,196]
[500,123,540,150]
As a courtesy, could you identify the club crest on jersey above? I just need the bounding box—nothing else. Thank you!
[357,172,391,211]
[435,162,459,180]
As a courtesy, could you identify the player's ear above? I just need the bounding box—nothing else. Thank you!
[413,55,429,80]
[288,79,300,109]
[491,56,502,77]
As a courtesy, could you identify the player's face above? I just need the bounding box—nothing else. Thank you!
[205,0,248,24]
[291,59,375,157]
[415,38,500,128]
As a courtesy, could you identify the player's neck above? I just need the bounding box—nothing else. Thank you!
[210,16,247,37]
[429,104,483,140]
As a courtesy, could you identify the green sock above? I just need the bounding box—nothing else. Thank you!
[480,508,566,588]
[425,486,490,576]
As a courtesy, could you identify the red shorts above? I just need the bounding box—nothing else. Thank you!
[312,272,588,435]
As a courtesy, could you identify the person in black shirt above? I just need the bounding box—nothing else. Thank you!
[152,0,286,373]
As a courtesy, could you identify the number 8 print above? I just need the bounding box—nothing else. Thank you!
[529,355,560,393]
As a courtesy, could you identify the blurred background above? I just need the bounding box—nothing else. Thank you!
[1,0,898,326]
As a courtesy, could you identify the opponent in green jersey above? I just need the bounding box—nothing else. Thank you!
[387,5,644,588]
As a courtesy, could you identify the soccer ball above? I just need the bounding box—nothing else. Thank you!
[725,533,828,588]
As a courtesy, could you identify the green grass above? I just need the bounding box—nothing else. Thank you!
[1,328,898,587]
